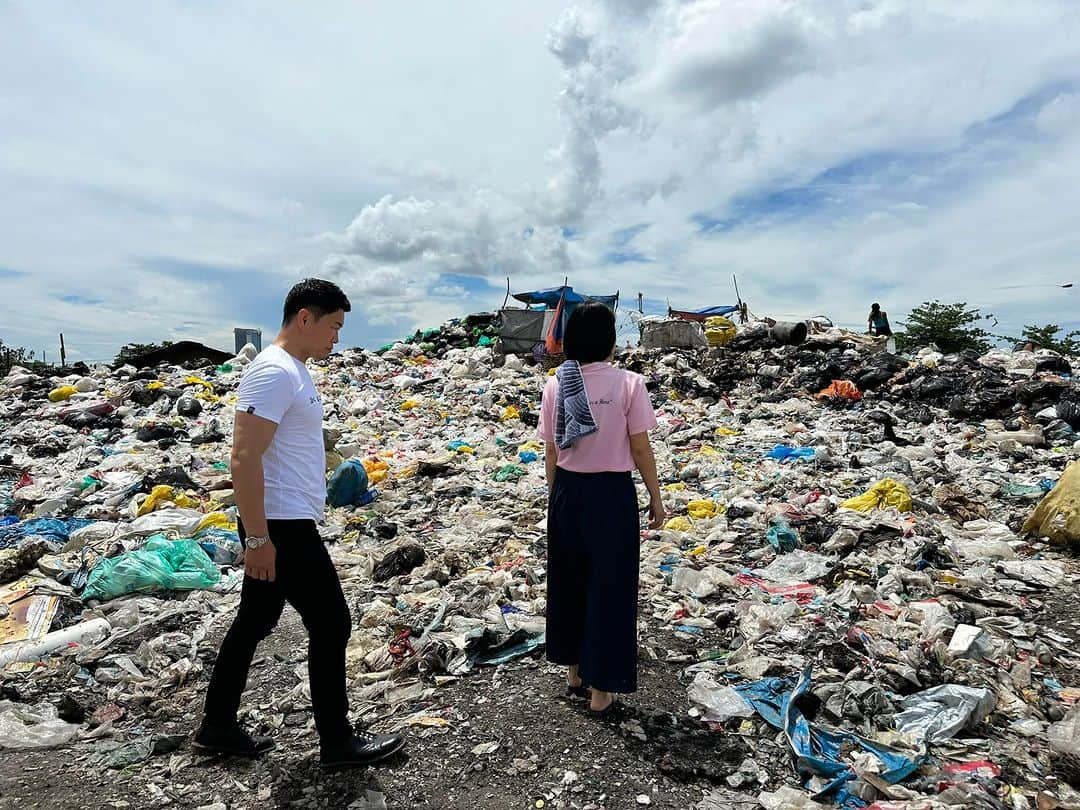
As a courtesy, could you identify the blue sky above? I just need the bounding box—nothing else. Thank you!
[2,1,1080,361]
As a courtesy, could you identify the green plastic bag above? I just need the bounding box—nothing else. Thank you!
[82,535,221,602]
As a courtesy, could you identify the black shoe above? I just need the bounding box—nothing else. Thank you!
[192,723,275,757]
[319,730,406,769]
[565,683,589,700]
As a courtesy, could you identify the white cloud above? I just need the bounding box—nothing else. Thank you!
[3,0,1080,359]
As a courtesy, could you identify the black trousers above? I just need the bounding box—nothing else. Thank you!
[545,468,640,693]
[202,519,353,745]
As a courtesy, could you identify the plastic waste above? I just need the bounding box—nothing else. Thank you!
[81,535,221,602]
[1022,459,1080,547]
[817,380,862,401]
[47,385,78,403]
[753,549,834,583]
[764,444,816,462]
[842,478,912,512]
[1048,709,1080,756]
[326,459,370,507]
[136,485,199,517]
[894,685,996,743]
[765,521,800,553]
[734,668,922,805]
[0,701,81,749]
[671,567,717,599]
[687,672,754,722]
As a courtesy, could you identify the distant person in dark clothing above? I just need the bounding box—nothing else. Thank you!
[868,303,892,337]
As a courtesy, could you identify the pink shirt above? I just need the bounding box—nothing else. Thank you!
[537,363,658,473]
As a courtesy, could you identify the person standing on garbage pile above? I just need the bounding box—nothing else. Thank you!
[868,303,892,337]
[538,302,666,716]
[194,278,406,769]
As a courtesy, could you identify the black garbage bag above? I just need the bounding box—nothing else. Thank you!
[1036,355,1073,375]
[176,396,203,417]
[1057,399,1080,430]
[373,544,426,582]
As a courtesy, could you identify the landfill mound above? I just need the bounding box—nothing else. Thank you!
[2,321,1080,809]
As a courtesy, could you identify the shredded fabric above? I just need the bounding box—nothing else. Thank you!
[554,360,598,449]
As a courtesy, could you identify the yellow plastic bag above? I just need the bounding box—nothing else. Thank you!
[137,485,199,517]
[704,315,737,347]
[196,511,238,533]
[400,399,419,411]
[48,385,78,402]
[362,458,390,485]
[687,500,718,520]
[147,381,165,390]
[1023,461,1080,547]
[842,478,912,513]
[185,376,214,390]
[500,405,521,421]
[664,516,694,532]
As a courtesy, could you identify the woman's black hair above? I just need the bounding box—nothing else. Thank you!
[563,302,616,363]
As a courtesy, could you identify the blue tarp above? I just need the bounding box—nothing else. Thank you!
[734,668,924,807]
[678,305,740,317]
[511,286,618,311]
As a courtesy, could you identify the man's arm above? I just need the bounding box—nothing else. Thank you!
[232,410,279,580]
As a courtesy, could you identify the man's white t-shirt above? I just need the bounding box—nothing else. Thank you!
[235,344,325,522]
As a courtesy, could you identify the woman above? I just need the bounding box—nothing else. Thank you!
[537,302,665,715]
[868,303,892,337]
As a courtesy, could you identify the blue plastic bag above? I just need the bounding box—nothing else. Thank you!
[766,521,800,553]
[765,444,816,463]
[326,459,370,507]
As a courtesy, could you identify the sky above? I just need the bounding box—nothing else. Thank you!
[2,1,1080,362]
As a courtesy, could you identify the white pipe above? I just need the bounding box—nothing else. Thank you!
[0,618,111,666]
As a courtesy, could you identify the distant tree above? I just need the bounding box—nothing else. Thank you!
[114,341,174,365]
[0,337,36,374]
[1008,323,1080,356]
[893,301,993,354]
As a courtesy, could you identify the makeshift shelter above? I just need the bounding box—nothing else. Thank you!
[668,304,740,323]
[496,285,618,355]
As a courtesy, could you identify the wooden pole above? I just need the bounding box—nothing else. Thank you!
[59,333,66,368]
[732,273,742,304]
[637,293,643,313]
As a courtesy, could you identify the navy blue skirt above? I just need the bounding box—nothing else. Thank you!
[545,467,640,693]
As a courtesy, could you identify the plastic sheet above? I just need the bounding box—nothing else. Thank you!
[1023,459,1080,547]
[0,700,80,749]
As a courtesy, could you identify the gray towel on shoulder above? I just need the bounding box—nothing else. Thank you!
[554,360,598,449]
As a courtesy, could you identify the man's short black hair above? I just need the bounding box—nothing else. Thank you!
[283,278,351,325]
[563,302,616,363]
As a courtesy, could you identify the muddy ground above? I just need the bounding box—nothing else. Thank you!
[0,603,787,810]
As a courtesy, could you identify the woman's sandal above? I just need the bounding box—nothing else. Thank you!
[588,696,621,717]
[566,683,590,699]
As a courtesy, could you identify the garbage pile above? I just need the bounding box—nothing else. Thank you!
[1,321,1080,809]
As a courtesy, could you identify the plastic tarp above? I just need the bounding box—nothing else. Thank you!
[734,668,923,808]
[511,286,617,310]
[669,305,740,320]
[0,518,93,551]
[893,685,996,743]
[497,308,545,353]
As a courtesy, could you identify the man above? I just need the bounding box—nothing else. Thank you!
[194,278,405,768]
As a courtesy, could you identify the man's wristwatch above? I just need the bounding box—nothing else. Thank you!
[245,533,272,550]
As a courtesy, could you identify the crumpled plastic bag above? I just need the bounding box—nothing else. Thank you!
[894,685,996,743]
[842,478,912,513]
[687,500,718,519]
[753,549,834,583]
[817,380,862,401]
[135,485,199,517]
[687,672,754,722]
[1048,708,1080,756]
[0,700,80,749]
[81,534,221,602]
[1022,460,1080,547]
